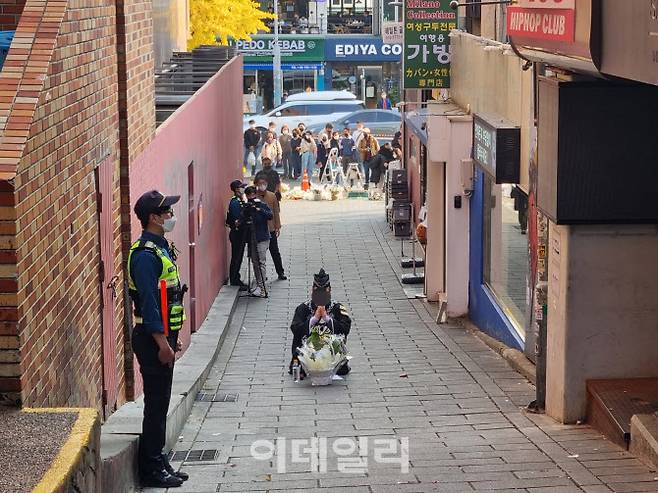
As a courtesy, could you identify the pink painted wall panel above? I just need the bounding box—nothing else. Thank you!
[129,58,243,382]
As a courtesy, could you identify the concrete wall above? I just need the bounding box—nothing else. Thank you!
[424,112,472,316]
[450,31,533,192]
[546,223,658,423]
[129,57,243,392]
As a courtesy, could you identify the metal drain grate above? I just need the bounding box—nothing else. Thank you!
[195,391,238,402]
[169,449,219,462]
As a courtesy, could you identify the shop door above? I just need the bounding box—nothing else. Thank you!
[95,158,118,417]
[358,66,383,108]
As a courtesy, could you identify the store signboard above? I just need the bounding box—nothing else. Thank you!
[383,22,404,44]
[324,37,402,62]
[507,6,575,42]
[473,114,521,184]
[403,0,456,89]
[234,36,324,62]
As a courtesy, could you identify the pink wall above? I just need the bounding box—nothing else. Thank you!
[130,57,243,359]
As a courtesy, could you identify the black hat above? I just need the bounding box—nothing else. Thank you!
[230,180,248,191]
[134,190,180,221]
[313,269,330,290]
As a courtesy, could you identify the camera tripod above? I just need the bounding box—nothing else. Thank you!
[241,219,269,299]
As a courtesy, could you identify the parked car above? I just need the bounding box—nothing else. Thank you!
[243,91,365,132]
[306,109,401,139]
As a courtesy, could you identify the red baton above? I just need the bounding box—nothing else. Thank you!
[159,279,169,336]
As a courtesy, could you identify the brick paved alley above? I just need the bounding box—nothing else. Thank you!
[147,200,658,493]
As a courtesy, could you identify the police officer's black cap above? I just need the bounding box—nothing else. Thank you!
[134,190,180,220]
[230,180,248,191]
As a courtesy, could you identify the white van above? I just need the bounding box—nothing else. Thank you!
[243,91,365,132]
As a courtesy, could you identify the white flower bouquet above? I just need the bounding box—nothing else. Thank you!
[297,324,349,386]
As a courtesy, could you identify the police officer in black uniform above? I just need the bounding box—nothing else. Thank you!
[289,269,352,378]
[226,180,249,291]
[129,190,189,488]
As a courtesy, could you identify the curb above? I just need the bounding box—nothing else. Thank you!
[100,284,240,493]
[461,318,537,385]
[630,414,658,471]
[26,408,101,493]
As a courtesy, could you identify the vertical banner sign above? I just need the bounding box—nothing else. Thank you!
[403,0,457,89]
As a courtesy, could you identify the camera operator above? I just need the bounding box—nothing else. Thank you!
[243,186,273,297]
[226,180,249,291]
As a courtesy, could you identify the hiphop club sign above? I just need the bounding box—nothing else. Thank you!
[507,0,575,43]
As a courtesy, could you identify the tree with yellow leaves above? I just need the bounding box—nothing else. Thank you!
[189,0,275,50]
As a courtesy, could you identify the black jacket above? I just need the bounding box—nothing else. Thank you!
[367,154,387,184]
[290,301,351,359]
[244,128,261,148]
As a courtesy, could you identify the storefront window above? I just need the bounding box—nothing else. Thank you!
[283,70,316,95]
[483,176,528,332]
[330,63,401,108]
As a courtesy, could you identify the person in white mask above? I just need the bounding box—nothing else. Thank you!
[128,190,190,488]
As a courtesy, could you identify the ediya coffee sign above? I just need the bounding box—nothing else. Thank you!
[507,0,575,43]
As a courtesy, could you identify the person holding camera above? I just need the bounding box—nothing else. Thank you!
[226,180,249,291]
[243,186,273,297]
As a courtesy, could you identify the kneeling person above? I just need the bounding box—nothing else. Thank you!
[289,269,351,377]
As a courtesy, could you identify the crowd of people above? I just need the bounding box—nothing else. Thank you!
[243,118,403,193]
[232,116,404,299]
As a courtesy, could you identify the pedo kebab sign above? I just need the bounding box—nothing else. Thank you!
[403,0,457,89]
[507,0,576,42]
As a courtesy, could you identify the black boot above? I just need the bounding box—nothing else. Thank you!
[162,453,189,481]
[141,469,183,488]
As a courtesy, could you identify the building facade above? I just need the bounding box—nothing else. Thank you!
[405,0,658,429]
[237,34,402,111]
[0,0,241,418]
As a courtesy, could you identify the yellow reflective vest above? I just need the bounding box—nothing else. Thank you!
[127,239,185,332]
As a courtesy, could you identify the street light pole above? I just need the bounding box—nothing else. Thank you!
[273,0,283,107]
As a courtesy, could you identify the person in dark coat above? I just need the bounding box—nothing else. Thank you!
[368,144,394,186]
[243,120,261,172]
[290,128,302,179]
[289,269,352,377]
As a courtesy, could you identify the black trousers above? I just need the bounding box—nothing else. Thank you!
[269,231,284,276]
[229,229,246,285]
[132,326,177,475]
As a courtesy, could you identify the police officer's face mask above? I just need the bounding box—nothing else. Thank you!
[160,212,176,233]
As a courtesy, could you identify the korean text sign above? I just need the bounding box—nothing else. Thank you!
[403,0,457,89]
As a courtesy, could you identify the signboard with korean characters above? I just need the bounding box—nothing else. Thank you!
[383,21,404,44]
[507,0,576,43]
[473,113,521,184]
[403,0,457,89]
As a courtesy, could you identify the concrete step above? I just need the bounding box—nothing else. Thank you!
[586,378,658,450]
[630,413,658,470]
